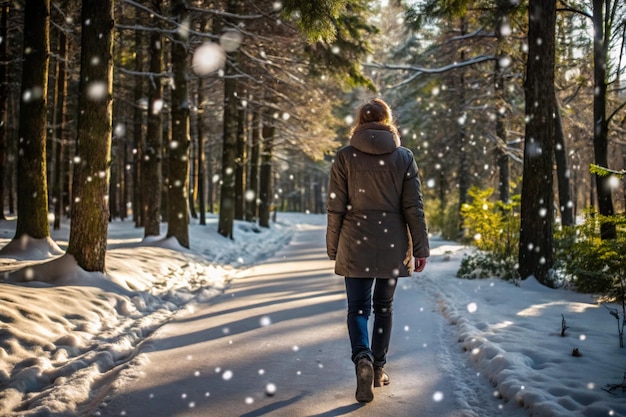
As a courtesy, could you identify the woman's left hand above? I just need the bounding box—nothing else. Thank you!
[414,257,427,272]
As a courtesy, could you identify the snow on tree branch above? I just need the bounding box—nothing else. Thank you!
[364,55,497,88]
[364,54,497,74]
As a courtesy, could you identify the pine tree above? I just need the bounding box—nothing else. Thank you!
[14,0,50,240]
[167,0,191,248]
[66,0,115,271]
[518,0,557,286]
[143,0,164,238]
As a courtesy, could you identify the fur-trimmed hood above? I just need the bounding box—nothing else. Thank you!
[349,122,400,155]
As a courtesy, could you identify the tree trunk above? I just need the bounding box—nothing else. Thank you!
[553,94,574,227]
[161,120,170,221]
[120,133,128,220]
[0,3,8,220]
[143,2,164,237]
[592,0,616,239]
[494,8,509,203]
[167,0,190,248]
[52,22,68,230]
[15,0,50,239]
[109,138,119,219]
[518,0,556,287]
[218,71,238,237]
[196,76,206,225]
[259,112,274,228]
[457,44,469,234]
[67,0,114,272]
[188,136,198,219]
[218,0,241,238]
[132,16,144,228]
[247,109,260,221]
[234,93,246,221]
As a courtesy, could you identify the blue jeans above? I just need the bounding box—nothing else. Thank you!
[345,277,398,367]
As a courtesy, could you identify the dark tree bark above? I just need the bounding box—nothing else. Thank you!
[218,70,237,237]
[494,4,509,203]
[120,130,128,220]
[109,136,120,220]
[246,109,260,221]
[207,139,215,214]
[188,138,198,219]
[15,0,50,239]
[234,90,246,221]
[0,3,8,220]
[592,0,616,239]
[196,76,206,225]
[554,94,574,227]
[193,10,212,226]
[52,14,68,230]
[67,0,114,272]
[457,43,469,233]
[167,0,191,248]
[132,14,144,228]
[218,0,241,238]
[143,0,164,238]
[518,0,557,287]
[258,111,274,228]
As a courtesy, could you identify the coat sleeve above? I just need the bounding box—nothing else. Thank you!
[401,152,430,259]
[326,152,348,260]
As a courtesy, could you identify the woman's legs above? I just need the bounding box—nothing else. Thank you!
[344,277,398,365]
[345,277,376,402]
[344,277,374,363]
[371,278,397,368]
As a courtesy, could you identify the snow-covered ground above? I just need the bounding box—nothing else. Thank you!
[0,212,625,416]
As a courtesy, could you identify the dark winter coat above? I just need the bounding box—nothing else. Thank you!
[326,122,429,278]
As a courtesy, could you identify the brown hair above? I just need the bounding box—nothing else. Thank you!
[356,98,394,125]
[351,98,400,141]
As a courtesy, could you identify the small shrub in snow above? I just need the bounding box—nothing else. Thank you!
[555,210,626,300]
[456,187,520,281]
[457,250,519,281]
[555,210,626,347]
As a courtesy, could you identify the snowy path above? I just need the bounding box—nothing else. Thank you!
[94,224,515,417]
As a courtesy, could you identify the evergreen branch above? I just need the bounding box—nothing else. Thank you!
[590,164,626,179]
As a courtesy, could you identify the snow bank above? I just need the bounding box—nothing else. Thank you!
[0,214,296,416]
[419,244,626,417]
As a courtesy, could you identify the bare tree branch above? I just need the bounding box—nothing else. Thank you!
[557,0,593,19]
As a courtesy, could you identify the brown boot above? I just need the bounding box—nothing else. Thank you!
[374,366,390,387]
[355,357,374,402]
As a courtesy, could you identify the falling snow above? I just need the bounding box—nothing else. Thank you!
[0,213,624,416]
[191,42,226,76]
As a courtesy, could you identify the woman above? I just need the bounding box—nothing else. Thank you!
[326,98,429,403]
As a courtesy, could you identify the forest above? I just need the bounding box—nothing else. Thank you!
[0,0,625,290]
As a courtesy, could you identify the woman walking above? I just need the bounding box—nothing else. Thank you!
[326,98,429,403]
